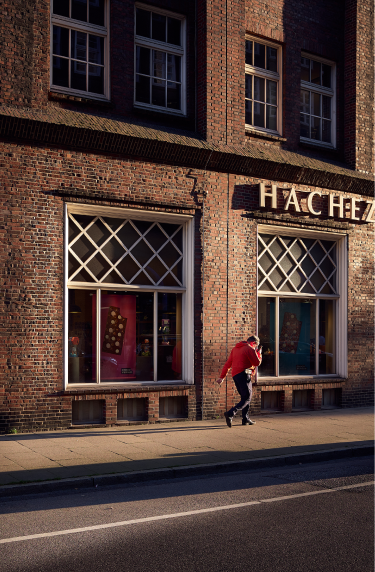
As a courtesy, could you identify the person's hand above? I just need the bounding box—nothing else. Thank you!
[216,378,223,385]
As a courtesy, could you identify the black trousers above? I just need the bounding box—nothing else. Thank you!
[228,370,253,420]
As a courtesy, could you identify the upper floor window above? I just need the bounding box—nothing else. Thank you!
[134,5,186,115]
[51,0,109,100]
[245,38,282,135]
[300,54,336,148]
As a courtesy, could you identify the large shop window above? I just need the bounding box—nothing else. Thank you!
[257,226,347,378]
[134,4,186,114]
[65,205,194,386]
[51,0,109,100]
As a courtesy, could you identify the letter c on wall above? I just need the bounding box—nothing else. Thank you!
[307,191,322,215]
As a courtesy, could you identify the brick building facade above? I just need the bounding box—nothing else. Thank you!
[0,0,374,432]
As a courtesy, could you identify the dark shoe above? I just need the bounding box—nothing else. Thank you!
[224,412,233,428]
[242,418,256,425]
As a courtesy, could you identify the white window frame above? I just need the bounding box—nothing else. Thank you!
[257,224,348,380]
[300,52,336,149]
[245,36,282,136]
[134,3,186,116]
[50,0,110,101]
[64,203,194,388]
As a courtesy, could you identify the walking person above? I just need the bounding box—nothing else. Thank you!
[216,335,262,427]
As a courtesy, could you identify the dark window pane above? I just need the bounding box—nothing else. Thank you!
[129,239,153,266]
[167,17,181,46]
[312,92,320,116]
[167,82,181,109]
[88,35,103,64]
[245,40,253,65]
[311,116,321,140]
[300,90,310,114]
[322,120,331,143]
[136,46,150,75]
[72,234,97,263]
[258,297,276,377]
[301,122,312,142]
[152,12,166,42]
[72,0,87,22]
[157,293,183,381]
[153,50,166,79]
[53,26,69,57]
[152,78,166,107]
[254,102,265,128]
[245,100,252,125]
[301,57,310,81]
[53,56,69,87]
[53,0,69,17]
[267,46,277,72]
[267,80,277,105]
[144,224,168,251]
[71,60,87,91]
[322,64,332,88]
[135,74,150,103]
[136,8,151,38]
[279,298,316,376]
[311,59,321,84]
[88,64,104,93]
[266,106,277,130]
[68,290,96,383]
[72,30,87,61]
[167,54,181,82]
[319,300,335,374]
[254,76,265,102]
[87,252,111,280]
[102,238,126,262]
[322,95,331,119]
[254,42,265,68]
[89,0,105,26]
[245,74,252,99]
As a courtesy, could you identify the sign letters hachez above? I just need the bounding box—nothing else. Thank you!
[259,183,375,222]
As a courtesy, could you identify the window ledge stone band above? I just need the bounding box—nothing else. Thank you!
[49,91,114,108]
[257,377,347,386]
[246,128,287,142]
[64,383,190,395]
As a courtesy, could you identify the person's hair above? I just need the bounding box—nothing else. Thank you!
[247,335,260,345]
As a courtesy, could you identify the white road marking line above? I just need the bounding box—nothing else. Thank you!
[0,481,373,544]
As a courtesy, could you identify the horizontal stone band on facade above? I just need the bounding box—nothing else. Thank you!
[0,106,373,196]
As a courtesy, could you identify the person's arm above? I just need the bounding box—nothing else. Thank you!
[216,351,233,385]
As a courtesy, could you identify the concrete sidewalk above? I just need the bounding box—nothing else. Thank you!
[0,407,373,496]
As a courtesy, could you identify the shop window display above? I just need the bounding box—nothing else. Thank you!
[258,231,339,378]
[66,207,191,385]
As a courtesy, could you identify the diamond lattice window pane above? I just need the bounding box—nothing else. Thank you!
[280,282,294,292]
[301,255,316,277]
[104,271,125,284]
[159,273,179,287]
[69,218,81,243]
[102,238,126,262]
[321,283,334,294]
[144,224,169,251]
[133,220,152,235]
[260,234,273,246]
[145,256,168,283]
[69,253,81,278]
[303,238,315,250]
[261,279,275,291]
[289,268,306,289]
[329,274,337,292]
[290,240,305,262]
[259,251,274,274]
[310,269,325,291]
[72,268,94,282]
[116,222,141,250]
[71,235,96,262]
[171,259,183,283]
[116,256,141,282]
[301,282,315,294]
[160,222,180,237]
[130,270,153,285]
[102,217,126,230]
[86,219,111,247]
[73,214,95,229]
[310,242,325,264]
[86,253,111,280]
[159,242,181,267]
[279,253,295,275]
[319,256,335,279]
[171,228,183,251]
[269,268,284,289]
[130,239,154,267]
[269,237,285,260]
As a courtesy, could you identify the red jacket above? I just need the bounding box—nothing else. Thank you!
[220,341,262,379]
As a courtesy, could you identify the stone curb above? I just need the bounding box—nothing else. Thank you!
[0,444,373,499]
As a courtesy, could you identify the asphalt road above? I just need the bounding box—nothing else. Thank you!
[0,456,373,572]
